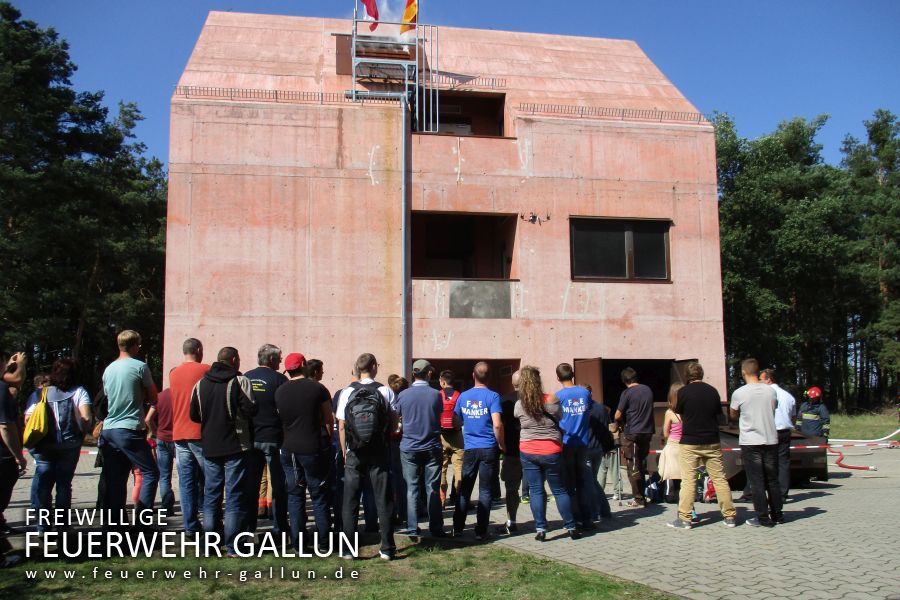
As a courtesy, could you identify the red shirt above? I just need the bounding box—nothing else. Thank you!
[170,361,209,441]
[155,388,174,442]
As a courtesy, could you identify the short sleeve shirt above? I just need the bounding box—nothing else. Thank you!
[730,383,778,446]
[276,378,332,455]
[335,378,395,421]
[556,385,593,447]
[395,381,443,453]
[454,387,502,450]
[244,367,288,444]
[618,383,655,435]
[103,357,155,430]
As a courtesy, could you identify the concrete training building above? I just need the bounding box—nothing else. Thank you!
[164,10,726,406]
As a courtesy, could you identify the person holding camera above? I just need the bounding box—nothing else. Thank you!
[0,351,28,535]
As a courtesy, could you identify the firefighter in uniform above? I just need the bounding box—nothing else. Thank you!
[796,386,830,439]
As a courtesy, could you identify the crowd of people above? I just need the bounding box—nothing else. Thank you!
[0,334,833,563]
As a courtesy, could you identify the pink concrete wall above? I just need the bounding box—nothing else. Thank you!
[165,12,725,395]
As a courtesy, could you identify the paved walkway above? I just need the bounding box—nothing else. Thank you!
[6,447,900,599]
[493,447,900,600]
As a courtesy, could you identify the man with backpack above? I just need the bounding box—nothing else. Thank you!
[335,353,397,560]
[452,361,505,540]
[189,346,257,555]
[438,370,464,507]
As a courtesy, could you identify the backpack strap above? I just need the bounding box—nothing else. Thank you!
[191,380,204,421]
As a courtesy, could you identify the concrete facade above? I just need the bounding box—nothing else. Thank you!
[165,12,725,397]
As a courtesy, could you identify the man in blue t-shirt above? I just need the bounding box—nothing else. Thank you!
[396,359,445,537]
[555,363,596,530]
[452,361,505,540]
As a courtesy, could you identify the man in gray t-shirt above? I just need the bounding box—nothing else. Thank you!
[729,358,782,526]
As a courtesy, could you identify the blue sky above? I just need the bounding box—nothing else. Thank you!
[15,0,900,166]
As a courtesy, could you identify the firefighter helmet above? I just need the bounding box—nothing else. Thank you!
[805,386,822,399]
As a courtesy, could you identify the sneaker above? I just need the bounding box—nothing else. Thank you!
[474,531,490,542]
[773,516,786,525]
[534,530,546,542]
[505,521,518,535]
[746,517,774,528]
[667,519,691,530]
[567,529,583,540]
[724,517,737,528]
[521,496,530,505]
[378,551,394,561]
[451,527,464,538]
[1,555,23,568]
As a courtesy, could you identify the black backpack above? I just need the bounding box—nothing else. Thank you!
[343,381,389,450]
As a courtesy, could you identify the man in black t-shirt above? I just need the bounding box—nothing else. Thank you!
[499,370,522,534]
[275,355,334,551]
[614,367,655,507]
[244,344,289,536]
[668,361,736,529]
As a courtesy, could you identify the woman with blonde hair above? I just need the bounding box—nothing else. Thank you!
[514,366,581,541]
[657,383,684,502]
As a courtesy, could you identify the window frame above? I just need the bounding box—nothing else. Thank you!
[568,216,673,283]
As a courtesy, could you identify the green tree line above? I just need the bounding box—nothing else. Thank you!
[1,3,896,410]
[716,111,899,410]
[0,3,166,392]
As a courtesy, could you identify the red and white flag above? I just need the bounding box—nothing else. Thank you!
[361,0,380,31]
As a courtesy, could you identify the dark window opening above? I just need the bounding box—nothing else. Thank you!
[570,218,670,281]
[412,212,516,279]
[414,358,520,395]
[415,91,505,136]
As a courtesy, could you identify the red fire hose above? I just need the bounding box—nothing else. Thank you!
[826,446,878,471]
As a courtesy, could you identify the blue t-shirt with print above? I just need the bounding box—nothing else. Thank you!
[556,385,593,447]
[454,387,502,450]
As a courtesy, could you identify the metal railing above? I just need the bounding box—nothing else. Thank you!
[519,102,711,124]
[174,86,399,105]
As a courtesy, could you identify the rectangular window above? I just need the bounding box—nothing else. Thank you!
[412,212,516,279]
[570,218,670,281]
[415,91,505,137]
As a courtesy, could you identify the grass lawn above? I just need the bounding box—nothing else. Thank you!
[0,539,676,600]
[829,408,900,441]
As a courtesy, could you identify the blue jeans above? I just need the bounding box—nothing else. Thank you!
[453,447,499,536]
[586,447,612,519]
[389,439,407,525]
[100,428,159,511]
[30,444,81,531]
[562,445,596,526]
[247,442,288,535]
[203,453,248,553]
[282,448,332,548]
[174,440,205,533]
[400,448,443,534]
[155,440,176,513]
[521,451,577,532]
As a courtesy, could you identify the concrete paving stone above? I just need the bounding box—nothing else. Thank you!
[8,447,900,598]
